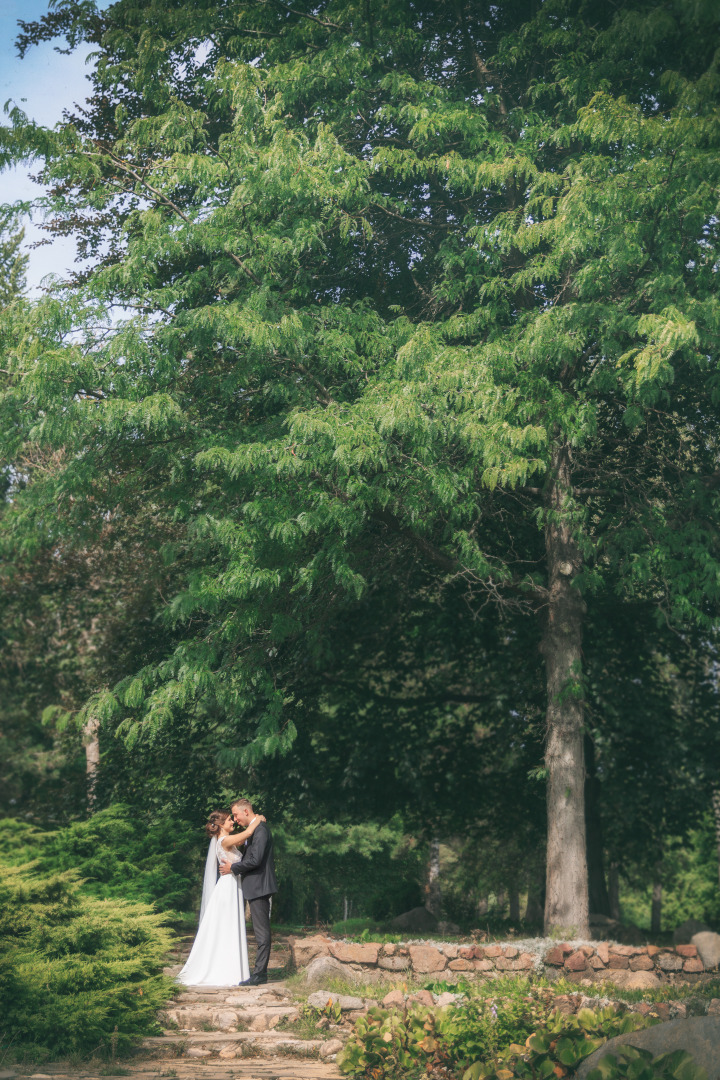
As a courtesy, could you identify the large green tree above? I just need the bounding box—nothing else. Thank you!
[2,0,719,932]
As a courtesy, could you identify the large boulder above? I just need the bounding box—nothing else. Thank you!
[300,955,348,988]
[389,906,439,933]
[674,918,711,944]
[692,931,720,970]
[576,1017,720,1079]
[307,991,365,1011]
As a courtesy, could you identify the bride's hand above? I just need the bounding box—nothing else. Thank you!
[249,814,266,831]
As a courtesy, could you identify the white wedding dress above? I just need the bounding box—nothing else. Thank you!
[177,838,250,986]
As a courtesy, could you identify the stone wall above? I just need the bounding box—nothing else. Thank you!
[289,935,720,989]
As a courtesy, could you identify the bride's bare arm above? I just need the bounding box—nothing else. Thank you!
[220,814,266,850]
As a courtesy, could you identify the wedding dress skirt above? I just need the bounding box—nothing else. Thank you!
[177,842,250,986]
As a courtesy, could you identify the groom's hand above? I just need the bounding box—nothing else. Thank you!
[218,860,232,876]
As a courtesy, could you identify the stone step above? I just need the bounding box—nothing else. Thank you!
[163,1003,301,1032]
[140,1031,327,1059]
[15,1062,342,1079]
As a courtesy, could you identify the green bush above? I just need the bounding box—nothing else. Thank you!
[0,855,173,1058]
[337,993,655,1080]
[0,805,202,913]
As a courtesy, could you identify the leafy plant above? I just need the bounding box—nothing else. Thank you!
[587,1047,708,1080]
[463,1008,655,1080]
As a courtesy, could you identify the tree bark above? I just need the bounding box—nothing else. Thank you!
[84,715,100,809]
[425,838,442,917]
[651,873,662,935]
[542,445,589,935]
[585,734,611,916]
[713,790,720,891]
[608,862,620,921]
[524,867,545,924]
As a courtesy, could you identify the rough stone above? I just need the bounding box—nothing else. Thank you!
[647,945,660,956]
[601,970,661,990]
[307,991,364,1011]
[301,954,349,987]
[389,906,438,933]
[656,952,683,972]
[612,945,636,957]
[218,1047,238,1060]
[560,943,575,954]
[410,990,435,1007]
[330,942,379,965]
[379,955,410,972]
[383,943,396,956]
[608,953,629,969]
[484,945,503,958]
[673,919,712,945]
[494,956,515,971]
[597,943,610,965]
[545,947,565,966]
[708,1000,720,1017]
[517,953,535,970]
[250,1014,268,1031]
[409,945,447,973]
[448,958,474,971]
[442,944,459,958]
[433,992,457,1007]
[382,990,405,1008]
[474,959,494,971]
[503,946,519,959]
[579,945,595,957]
[459,946,475,959]
[576,1017,720,1080]
[565,951,588,972]
[692,931,720,970]
[320,1039,345,1060]
[185,1048,212,1058]
[629,954,654,971]
[675,944,698,957]
[589,955,606,970]
[290,933,332,967]
[683,957,705,973]
[211,1008,239,1030]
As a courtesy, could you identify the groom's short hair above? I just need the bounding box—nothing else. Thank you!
[232,798,253,812]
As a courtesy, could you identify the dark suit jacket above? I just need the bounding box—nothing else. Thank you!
[230,822,278,900]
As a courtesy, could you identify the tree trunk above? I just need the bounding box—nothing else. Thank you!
[608,862,620,921]
[477,896,489,917]
[651,874,662,935]
[84,716,100,809]
[585,734,611,916]
[713,790,720,891]
[509,889,520,923]
[524,868,545,924]
[542,445,589,936]
[425,838,442,917]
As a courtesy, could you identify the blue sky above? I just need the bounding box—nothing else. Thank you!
[1,0,101,291]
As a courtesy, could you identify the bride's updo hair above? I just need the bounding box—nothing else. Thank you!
[205,810,231,837]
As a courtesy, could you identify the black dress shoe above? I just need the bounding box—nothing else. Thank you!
[238,973,267,986]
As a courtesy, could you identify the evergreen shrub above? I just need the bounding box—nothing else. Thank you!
[0,845,173,1057]
[0,805,200,913]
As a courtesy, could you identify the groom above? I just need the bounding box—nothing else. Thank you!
[219,798,277,985]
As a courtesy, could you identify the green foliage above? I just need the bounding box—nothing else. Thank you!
[338,980,649,1078]
[586,1048,708,1080]
[2,0,720,929]
[0,854,173,1057]
[0,806,201,914]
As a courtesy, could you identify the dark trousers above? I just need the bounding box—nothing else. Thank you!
[248,895,271,976]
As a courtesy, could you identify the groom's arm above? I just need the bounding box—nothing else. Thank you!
[231,825,269,877]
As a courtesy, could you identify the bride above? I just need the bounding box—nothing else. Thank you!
[178,808,265,986]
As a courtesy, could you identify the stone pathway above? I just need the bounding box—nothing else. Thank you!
[3,936,344,1080]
